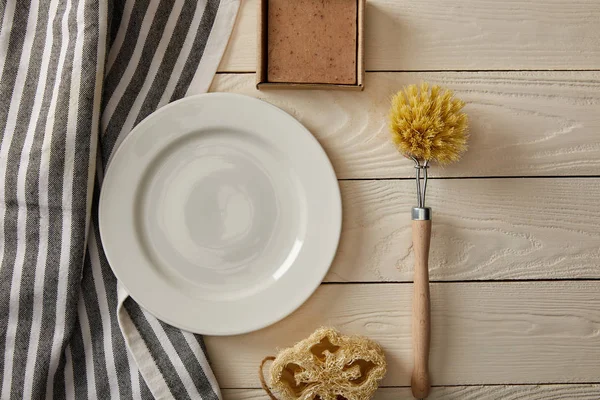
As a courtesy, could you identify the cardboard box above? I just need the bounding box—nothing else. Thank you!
[257,0,365,91]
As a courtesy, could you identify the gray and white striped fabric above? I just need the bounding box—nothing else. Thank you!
[0,0,239,398]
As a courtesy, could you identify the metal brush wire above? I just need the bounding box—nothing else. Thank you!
[411,157,429,208]
[411,157,431,221]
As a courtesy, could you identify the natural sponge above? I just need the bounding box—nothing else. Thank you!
[264,327,386,400]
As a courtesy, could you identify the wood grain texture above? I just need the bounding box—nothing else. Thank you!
[205,282,600,388]
[223,385,600,400]
[210,72,600,178]
[411,219,432,398]
[218,0,600,72]
[326,179,600,282]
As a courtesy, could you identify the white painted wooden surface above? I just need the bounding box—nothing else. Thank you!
[223,385,600,400]
[327,179,600,282]
[206,0,600,397]
[206,282,600,388]
[219,0,600,72]
[211,72,600,179]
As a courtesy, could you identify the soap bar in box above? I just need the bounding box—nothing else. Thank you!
[266,0,358,85]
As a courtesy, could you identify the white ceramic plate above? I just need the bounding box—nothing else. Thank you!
[99,93,341,335]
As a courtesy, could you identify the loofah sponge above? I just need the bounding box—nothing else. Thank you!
[263,327,386,400]
[389,82,469,165]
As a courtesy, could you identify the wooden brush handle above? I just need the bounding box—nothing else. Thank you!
[411,219,431,399]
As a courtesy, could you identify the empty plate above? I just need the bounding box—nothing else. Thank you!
[99,93,341,335]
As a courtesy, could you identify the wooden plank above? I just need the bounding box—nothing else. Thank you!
[205,282,600,388]
[218,0,600,72]
[210,72,600,179]
[327,179,600,282]
[223,385,600,400]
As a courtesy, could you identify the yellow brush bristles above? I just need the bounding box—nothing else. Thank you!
[389,83,469,164]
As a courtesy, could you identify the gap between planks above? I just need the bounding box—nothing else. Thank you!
[224,382,600,389]
[222,384,600,399]
[371,69,600,73]
[216,70,600,74]
[338,175,600,181]
[322,278,600,284]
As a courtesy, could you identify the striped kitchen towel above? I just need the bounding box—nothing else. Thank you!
[0,0,239,399]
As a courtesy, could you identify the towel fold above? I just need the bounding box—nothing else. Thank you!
[0,1,239,398]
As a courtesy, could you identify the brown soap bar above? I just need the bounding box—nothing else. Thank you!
[267,0,357,84]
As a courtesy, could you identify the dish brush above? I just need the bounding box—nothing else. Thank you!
[389,83,468,399]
